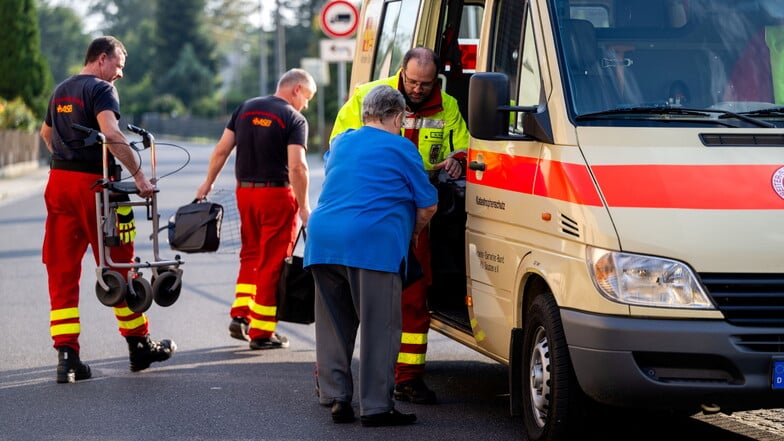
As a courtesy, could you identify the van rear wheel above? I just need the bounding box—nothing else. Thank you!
[521,293,582,441]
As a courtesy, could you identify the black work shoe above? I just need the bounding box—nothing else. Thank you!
[360,409,416,427]
[56,347,92,383]
[249,332,290,350]
[394,378,437,404]
[331,400,355,423]
[229,317,250,341]
[127,335,176,372]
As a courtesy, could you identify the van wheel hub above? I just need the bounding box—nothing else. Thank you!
[529,326,551,428]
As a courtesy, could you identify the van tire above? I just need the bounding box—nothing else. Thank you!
[521,293,581,441]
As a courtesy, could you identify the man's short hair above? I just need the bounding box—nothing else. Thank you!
[85,36,127,65]
[401,46,441,73]
[278,68,317,91]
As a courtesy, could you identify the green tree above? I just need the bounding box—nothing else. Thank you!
[153,0,218,110]
[37,5,90,84]
[158,44,215,113]
[0,0,53,118]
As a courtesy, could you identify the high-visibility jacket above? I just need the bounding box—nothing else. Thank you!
[330,70,469,172]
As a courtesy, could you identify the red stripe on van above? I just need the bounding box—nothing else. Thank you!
[468,151,784,209]
[592,164,784,209]
[468,151,603,206]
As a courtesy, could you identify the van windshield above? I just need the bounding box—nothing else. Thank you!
[553,0,784,124]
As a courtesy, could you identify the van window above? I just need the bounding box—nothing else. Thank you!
[458,4,484,72]
[555,0,783,120]
[373,0,420,79]
[490,0,541,133]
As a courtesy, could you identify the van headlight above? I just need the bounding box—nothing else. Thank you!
[586,247,715,309]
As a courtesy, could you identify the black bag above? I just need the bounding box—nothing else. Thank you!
[168,199,224,253]
[276,227,315,324]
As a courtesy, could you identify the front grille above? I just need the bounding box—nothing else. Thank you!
[732,334,784,352]
[700,273,784,327]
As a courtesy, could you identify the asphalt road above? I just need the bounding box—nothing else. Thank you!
[0,137,781,441]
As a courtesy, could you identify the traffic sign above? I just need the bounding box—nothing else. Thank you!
[320,0,359,39]
[320,39,355,62]
[301,57,330,85]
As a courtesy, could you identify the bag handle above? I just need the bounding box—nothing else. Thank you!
[288,226,306,257]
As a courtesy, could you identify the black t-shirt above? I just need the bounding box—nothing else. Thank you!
[227,96,308,182]
[44,74,121,163]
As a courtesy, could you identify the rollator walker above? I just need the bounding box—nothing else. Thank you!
[72,123,184,313]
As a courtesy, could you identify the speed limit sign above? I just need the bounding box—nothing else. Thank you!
[320,0,359,39]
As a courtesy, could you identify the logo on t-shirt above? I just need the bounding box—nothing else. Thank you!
[53,97,83,114]
[252,117,272,127]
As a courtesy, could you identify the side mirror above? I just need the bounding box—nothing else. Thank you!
[468,73,553,143]
[468,73,511,140]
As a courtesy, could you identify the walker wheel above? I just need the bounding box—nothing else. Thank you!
[126,277,153,313]
[95,270,126,306]
[152,270,181,307]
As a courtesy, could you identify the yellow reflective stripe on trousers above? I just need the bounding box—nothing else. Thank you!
[249,302,276,317]
[232,297,251,309]
[50,307,79,321]
[50,323,80,337]
[250,319,277,332]
[401,332,427,345]
[116,315,147,330]
[236,283,257,295]
[113,306,148,329]
[397,352,426,365]
[114,306,134,317]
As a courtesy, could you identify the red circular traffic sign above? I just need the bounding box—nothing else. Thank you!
[320,0,359,39]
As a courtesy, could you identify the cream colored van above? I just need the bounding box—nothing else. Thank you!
[348,1,784,439]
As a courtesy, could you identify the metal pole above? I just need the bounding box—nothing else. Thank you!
[276,0,286,76]
[318,83,326,152]
[259,0,268,96]
[338,61,347,105]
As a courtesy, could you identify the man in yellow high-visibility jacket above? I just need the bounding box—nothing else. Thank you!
[330,46,468,404]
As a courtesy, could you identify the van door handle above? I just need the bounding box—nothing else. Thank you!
[468,160,485,171]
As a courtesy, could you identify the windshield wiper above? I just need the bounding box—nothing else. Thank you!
[576,106,775,128]
[737,106,784,117]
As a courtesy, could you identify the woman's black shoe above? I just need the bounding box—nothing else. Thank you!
[360,408,416,427]
[331,400,355,423]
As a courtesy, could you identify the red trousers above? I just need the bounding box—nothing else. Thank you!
[43,170,149,353]
[395,228,432,383]
[230,186,298,340]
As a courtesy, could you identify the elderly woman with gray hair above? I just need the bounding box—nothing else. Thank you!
[304,85,438,427]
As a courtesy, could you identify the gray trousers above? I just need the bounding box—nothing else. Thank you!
[312,264,402,416]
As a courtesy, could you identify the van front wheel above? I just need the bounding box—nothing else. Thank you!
[521,293,581,441]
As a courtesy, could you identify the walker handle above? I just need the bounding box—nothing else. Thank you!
[71,123,105,146]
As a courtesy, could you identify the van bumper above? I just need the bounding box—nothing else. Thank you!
[561,308,784,412]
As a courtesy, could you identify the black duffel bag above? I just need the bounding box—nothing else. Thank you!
[276,227,315,324]
[167,199,224,253]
